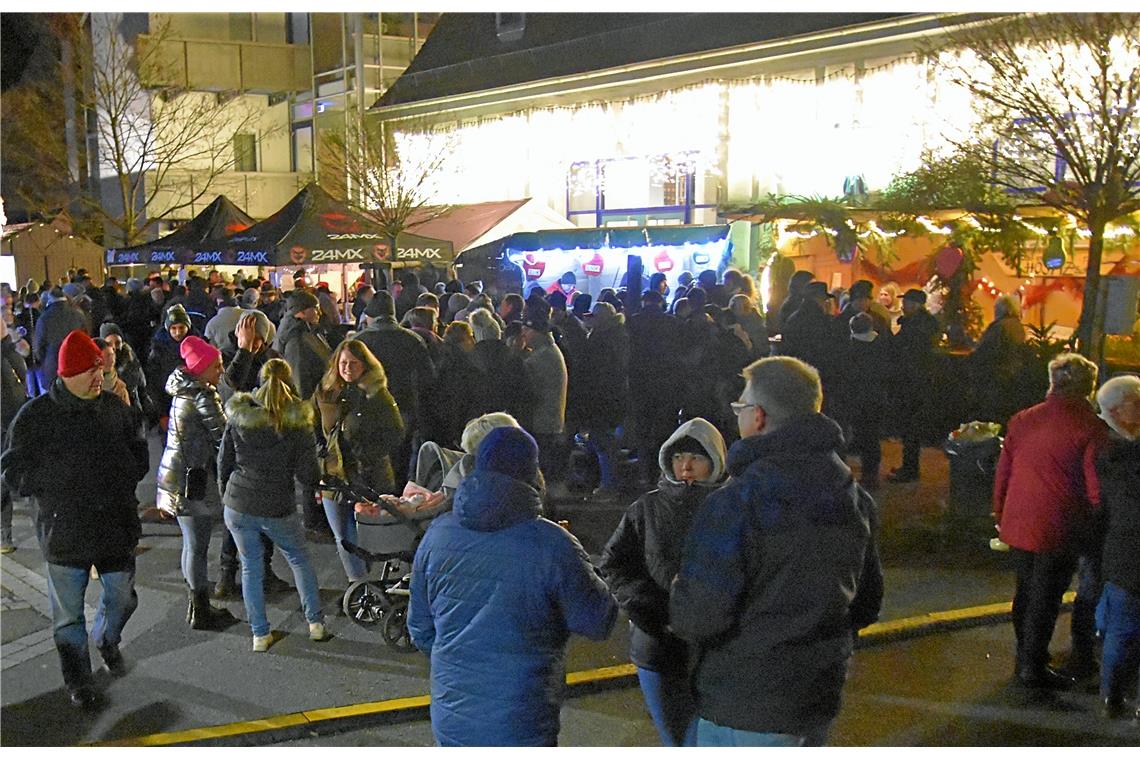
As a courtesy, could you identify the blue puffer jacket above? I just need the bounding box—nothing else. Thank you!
[409,469,617,746]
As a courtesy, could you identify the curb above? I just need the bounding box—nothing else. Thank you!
[89,593,1074,747]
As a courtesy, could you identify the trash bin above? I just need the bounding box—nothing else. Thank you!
[943,426,1003,519]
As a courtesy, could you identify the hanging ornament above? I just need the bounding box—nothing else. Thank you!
[1043,234,1066,270]
[523,253,546,280]
[581,252,605,277]
[934,243,965,279]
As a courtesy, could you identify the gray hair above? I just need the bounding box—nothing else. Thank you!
[1048,353,1098,399]
[241,287,261,308]
[468,307,502,342]
[994,293,1021,321]
[741,356,822,430]
[1097,374,1140,418]
[460,411,521,454]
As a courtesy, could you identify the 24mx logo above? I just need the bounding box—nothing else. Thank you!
[150,251,177,263]
[328,233,383,240]
[311,248,365,262]
[194,251,223,264]
[236,251,270,264]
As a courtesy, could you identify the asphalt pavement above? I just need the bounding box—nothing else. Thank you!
[2,438,1133,747]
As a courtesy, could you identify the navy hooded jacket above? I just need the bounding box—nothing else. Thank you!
[408,469,616,746]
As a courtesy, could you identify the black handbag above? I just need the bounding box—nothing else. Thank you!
[183,467,208,501]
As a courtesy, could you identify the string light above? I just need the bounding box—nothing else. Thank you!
[916,216,953,235]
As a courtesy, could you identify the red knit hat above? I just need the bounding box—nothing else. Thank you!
[57,329,104,378]
[179,336,221,376]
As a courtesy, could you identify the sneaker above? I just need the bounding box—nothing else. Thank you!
[0,541,14,555]
[308,621,331,641]
[68,684,101,710]
[252,634,274,652]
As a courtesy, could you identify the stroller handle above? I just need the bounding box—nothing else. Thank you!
[319,477,426,530]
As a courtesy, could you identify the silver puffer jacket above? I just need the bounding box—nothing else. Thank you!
[156,367,226,516]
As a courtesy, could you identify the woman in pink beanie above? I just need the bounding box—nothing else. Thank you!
[156,335,237,630]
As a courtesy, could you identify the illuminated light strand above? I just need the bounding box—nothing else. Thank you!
[916,216,953,235]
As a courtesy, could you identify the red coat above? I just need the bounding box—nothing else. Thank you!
[993,394,1109,553]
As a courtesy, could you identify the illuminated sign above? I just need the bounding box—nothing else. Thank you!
[396,247,444,260]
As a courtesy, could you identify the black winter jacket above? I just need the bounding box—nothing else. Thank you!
[218,392,321,518]
[274,314,331,400]
[1,380,148,568]
[222,344,282,393]
[669,414,883,736]
[357,317,434,429]
[1097,433,1140,598]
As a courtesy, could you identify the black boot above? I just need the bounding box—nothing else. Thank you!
[187,589,238,631]
[213,570,238,600]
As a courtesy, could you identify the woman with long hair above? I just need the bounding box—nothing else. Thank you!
[312,339,405,583]
[219,359,329,651]
[156,336,236,630]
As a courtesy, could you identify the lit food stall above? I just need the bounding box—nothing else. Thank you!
[455,224,733,299]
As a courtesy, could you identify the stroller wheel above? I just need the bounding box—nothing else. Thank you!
[381,599,414,652]
[342,581,386,628]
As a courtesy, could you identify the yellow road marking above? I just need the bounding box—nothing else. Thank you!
[90,594,1074,747]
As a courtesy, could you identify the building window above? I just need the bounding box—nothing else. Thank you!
[566,153,714,228]
[233,133,258,172]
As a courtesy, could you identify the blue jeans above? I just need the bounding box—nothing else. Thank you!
[696,718,828,747]
[1096,581,1140,704]
[176,512,215,592]
[223,507,324,637]
[45,559,138,688]
[322,496,367,582]
[637,666,697,746]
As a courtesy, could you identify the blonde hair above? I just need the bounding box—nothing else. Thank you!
[256,358,301,433]
[319,339,388,396]
[461,411,520,454]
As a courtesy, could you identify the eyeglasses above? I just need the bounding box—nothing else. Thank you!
[730,401,757,415]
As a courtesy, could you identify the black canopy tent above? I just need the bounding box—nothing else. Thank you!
[189,183,454,269]
[104,195,255,268]
[186,183,454,319]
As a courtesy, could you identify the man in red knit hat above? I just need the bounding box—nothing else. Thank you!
[1,329,150,710]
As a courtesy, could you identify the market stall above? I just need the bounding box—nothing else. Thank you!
[104,195,255,271]
[454,224,733,298]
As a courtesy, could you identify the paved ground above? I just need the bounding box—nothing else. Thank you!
[4,436,1129,747]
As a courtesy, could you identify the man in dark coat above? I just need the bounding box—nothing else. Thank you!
[33,289,90,388]
[836,279,892,341]
[839,313,891,489]
[579,302,629,496]
[779,281,844,420]
[669,356,883,746]
[357,290,435,487]
[626,290,683,486]
[888,289,942,483]
[273,289,331,400]
[1,330,149,709]
[1093,375,1140,717]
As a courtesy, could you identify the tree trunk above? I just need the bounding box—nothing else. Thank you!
[1075,219,1105,360]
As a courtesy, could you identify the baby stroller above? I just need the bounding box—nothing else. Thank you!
[324,445,459,651]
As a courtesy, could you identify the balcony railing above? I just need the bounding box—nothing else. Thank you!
[137,35,313,94]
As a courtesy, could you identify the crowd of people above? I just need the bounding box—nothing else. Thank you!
[0,260,1136,743]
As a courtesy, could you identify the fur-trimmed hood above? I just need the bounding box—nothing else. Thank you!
[225,391,314,431]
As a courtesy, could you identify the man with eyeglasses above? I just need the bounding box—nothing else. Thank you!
[670,356,883,746]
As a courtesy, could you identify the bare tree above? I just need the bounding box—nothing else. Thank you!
[320,117,453,261]
[927,12,1140,359]
[4,14,278,246]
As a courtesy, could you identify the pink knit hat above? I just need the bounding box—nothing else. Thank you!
[180,336,221,376]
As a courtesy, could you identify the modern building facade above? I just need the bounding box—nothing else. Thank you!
[81,11,440,239]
